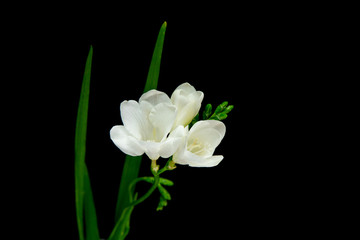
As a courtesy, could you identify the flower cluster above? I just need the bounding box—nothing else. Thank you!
[110,83,231,167]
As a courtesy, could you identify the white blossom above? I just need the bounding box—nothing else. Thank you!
[171,82,204,129]
[110,90,185,160]
[173,120,226,167]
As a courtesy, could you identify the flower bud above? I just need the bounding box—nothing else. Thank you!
[171,82,204,129]
[157,196,168,211]
[215,113,228,120]
[158,184,171,200]
[223,105,234,114]
[214,101,228,115]
[203,103,213,119]
[159,178,174,186]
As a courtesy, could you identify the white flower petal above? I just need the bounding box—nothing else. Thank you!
[120,100,149,140]
[209,120,226,138]
[110,125,144,156]
[180,150,207,167]
[171,89,189,110]
[158,126,187,158]
[172,149,192,165]
[141,141,161,160]
[171,82,196,95]
[148,103,177,142]
[171,82,204,128]
[189,120,226,148]
[173,120,226,167]
[200,155,224,167]
[179,151,224,167]
[172,100,201,128]
[139,89,172,107]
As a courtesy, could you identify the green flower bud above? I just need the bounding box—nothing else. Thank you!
[216,113,228,120]
[214,101,228,114]
[141,177,155,184]
[159,178,174,186]
[203,103,213,119]
[139,177,174,186]
[223,105,234,114]
[158,184,171,200]
[157,196,168,211]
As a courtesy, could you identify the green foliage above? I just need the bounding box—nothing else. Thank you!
[144,21,167,92]
[74,46,100,240]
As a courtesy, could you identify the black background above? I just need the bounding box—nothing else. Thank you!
[6,5,342,240]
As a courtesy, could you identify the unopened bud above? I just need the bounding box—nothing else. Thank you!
[216,113,228,120]
[203,103,213,119]
[159,178,174,186]
[214,101,228,114]
[158,184,171,200]
[223,105,234,114]
[157,196,168,211]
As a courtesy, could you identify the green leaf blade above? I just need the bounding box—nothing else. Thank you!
[75,46,93,240]
[75,46,100,240]
[143,21,167,92]
[84,167,100,240]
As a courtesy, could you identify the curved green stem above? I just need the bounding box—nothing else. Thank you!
[127,174,160,208]
[128,177,148,203]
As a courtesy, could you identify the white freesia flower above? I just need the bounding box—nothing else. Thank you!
[173,120,226,167]
[171,82,204,129]
[110,90,185,161]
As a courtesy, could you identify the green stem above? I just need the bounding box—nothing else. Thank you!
[127,174,160,208]
[127,157,175,207]
[158,157,176,174]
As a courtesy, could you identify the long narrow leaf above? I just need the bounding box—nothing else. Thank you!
[84,166,100,240]
[75,46,100,240]
[111,22,167,239]
[144,21,167,92]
